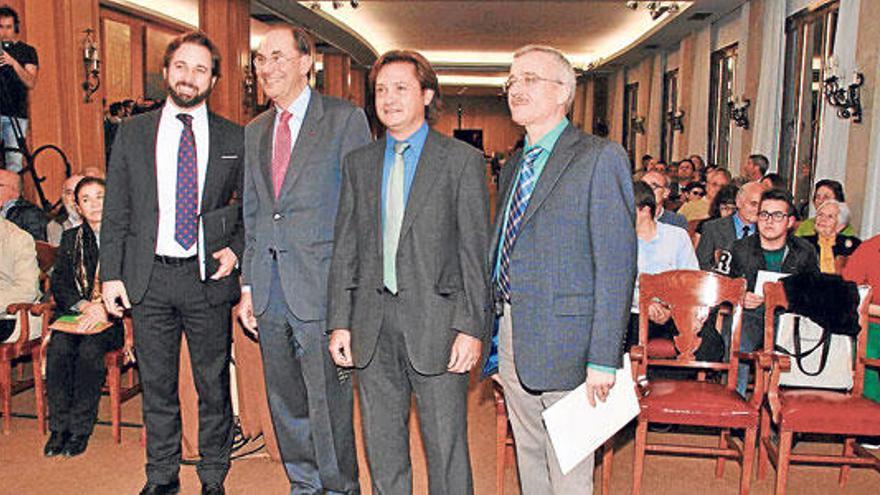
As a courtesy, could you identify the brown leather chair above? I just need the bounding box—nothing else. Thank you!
[758,282,878,494]
[623,270,768,495]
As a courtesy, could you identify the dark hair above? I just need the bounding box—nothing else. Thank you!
[683,181,705,194]
[678,158,694,171]
[689,154,705,170]
[641,154,653,166]
[0,5,20,33]
[749,154,770,175]
[370,50,441,121]
[814,179,845,202]
[760,188,795,215]
[74,176,105,204]
[708,184,738,219]
[761,172,786,190]
[163,31,221,78]
[634,181,657,218]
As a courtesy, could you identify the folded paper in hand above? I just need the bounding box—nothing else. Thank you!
[542,355,640,475]
[49,314,113,335]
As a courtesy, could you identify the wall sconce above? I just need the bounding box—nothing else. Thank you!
[81,29,100,103]
[728,97,750,129]
[667,109,685,132]
[632,116,646,134]
[823,70,863,123]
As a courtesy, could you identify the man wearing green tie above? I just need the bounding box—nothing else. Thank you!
[327,50,490,494]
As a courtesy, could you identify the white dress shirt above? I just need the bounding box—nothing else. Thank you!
[154,100,210,257]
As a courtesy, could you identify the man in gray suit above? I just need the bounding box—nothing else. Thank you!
[236,26,370,494]
[486,45,636,494]
[326,50,490,494]
[696,181,765,272]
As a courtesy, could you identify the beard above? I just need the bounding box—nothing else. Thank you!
[166,80,213,108]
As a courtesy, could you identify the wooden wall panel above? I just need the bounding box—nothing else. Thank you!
[102,18,132,104]
[323,53,351,100]
[201,0,249,124]
[433,94,523,156]
[349,67,366,108]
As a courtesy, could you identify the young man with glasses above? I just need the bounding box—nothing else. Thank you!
[726,188,818,395]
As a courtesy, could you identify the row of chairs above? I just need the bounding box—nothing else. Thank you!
[495,270,878,494]
[0,240,141,441]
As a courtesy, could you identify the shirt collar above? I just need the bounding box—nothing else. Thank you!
[524,117,569,155]
[733,213,753,233]
[385,121,429,152]
[277,85,311,122]
[163,99,209,125]
[1,198,17,216]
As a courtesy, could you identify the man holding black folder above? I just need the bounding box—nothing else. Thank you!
[100,32,243,495]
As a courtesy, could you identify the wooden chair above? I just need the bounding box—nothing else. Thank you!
[0,303,44,434]
[624,270,768,495]
[758,282,878,494]
[34,241,57,293]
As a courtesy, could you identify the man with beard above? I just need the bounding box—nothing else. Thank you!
[101,32,244,495]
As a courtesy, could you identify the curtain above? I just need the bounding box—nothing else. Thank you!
[751,0,785,170]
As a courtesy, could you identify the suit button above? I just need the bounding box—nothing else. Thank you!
[273,213,282,221]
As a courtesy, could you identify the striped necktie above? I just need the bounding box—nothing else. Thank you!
[383,141,409,294]
[496,147,544,303]
[174,113,198,250]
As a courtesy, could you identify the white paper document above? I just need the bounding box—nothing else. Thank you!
[542,355,641,475]
[755,270,789,296]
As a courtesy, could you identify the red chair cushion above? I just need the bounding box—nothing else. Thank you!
[777,389,880,436]
[641,379,758,428]
[647,338,677,359]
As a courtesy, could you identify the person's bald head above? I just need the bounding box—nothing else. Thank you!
[641,170,670,206]
[736,181,767,224]
[81,166,105,179]
[62,175,85,216]
[0,169,22,203]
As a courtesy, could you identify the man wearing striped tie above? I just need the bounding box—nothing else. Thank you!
[327,50,490,494]
[485,45,636,494]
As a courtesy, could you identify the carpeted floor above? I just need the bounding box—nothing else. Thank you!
[1,372,877,494]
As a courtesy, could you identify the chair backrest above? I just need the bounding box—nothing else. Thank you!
[763,281,873,396]
[34,241,58,293]
[637,270,747,388]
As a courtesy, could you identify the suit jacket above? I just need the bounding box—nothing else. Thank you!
[242,91,370,320]
[490,124,636,391]
[327,129,491,375]
[5,198,48,242]
[696,215,737,271]
[100,108,245,306]
[728,234,819,292]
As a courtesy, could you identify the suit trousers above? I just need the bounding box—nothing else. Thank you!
[257,260,358,495]
[497,303,595,494]
[131,259,233,486]
[356,291,473,495]
[46,324,123,435]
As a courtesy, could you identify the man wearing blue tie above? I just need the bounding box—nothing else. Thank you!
[485,45,636,494]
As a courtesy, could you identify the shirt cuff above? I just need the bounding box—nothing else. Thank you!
[587,363,616,374]
[240,285,251,294]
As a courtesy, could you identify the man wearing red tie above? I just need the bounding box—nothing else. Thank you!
[101,32,244,495]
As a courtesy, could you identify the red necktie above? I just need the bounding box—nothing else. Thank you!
[272,110,293,199]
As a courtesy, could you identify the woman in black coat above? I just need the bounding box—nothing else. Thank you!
[44,177,122,457]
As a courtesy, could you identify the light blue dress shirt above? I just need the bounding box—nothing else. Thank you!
[381,121,429,222]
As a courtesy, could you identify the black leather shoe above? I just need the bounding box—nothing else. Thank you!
[138,479,180,495]
[201,483,225,495]
[43,431,69,457]
[62,433,91,457]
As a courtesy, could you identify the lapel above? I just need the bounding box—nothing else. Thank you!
[519,124,579,228]
[278,91,324,200]
[143,110,161,219]
[258,108,275,198]
[489,148,522,259]
[399,129,445,239]
[363,142,385,262]
[200,112,226,211]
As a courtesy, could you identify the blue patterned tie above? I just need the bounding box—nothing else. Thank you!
[174,114,198,250]
[496,147,544,303]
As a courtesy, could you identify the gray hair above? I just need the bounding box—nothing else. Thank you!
[513,45,577,110]
[817,199,850,227]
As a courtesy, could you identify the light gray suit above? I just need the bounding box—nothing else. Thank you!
[242,91,370,494]
[327,128,490,494]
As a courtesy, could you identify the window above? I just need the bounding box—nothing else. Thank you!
[708,43,737,169]
[661,69,679,164]
[779,2,839,212]
[623,82,639,169]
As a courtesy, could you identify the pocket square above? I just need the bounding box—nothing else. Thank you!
[221,154,239,159]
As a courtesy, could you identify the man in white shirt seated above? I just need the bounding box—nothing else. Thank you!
[0,217,40,342]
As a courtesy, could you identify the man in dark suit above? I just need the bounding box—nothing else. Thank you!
[0,169,48,241]
[236,26,370,494]
[486,45,636,494]
[327,50,490,494]
[101,32,243,495]
[696,181,765,272]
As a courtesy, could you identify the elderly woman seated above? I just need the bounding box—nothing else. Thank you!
[802,199,861,274]
[44,177,122,458]
[795,179,856,237]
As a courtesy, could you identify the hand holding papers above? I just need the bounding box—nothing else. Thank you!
[542,355,640,475]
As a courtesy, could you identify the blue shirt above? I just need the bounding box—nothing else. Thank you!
[633,223,699,312]
[733,214,754,240]
[381,121,429,221]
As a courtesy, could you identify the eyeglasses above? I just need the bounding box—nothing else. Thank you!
[253,53,296,70]
[503,73,564,93]
[758,210,789,222]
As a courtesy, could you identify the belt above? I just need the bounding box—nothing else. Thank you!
[154,254,197,266]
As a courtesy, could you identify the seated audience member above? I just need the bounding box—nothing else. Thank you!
[681,181,706,205]
[689,154,706,178]
[760,172,786,191]
[741,154,770,183]
[674,158,696,193]
[696,182,765,271]
[47,175,84,246]
[727,189,819,395]
[842,234,880,403]
[694,183,738,240]
[679,167,731,222]
[641,170,687,230]
[641,154,654,171]
[795,179,856,237]
[802,200,860,274]
[0,169,49,241]
[44,177,122,458]
[0,217,40,342]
